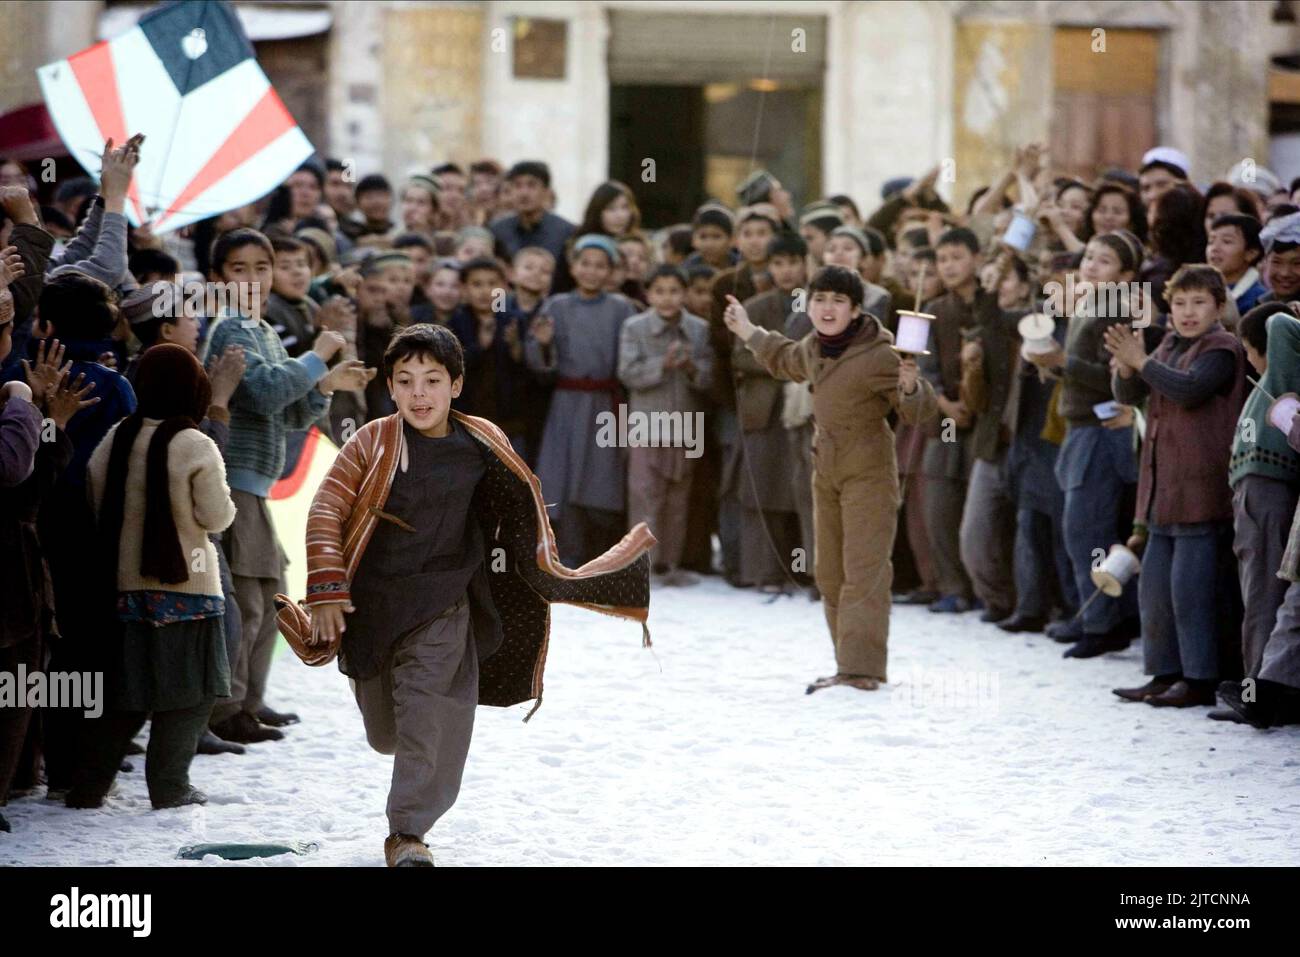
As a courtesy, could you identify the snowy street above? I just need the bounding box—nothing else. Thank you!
[3,578,1298,867]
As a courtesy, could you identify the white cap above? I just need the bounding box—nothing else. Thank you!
[1140,146,1190,178]
[1227,160,1282,199]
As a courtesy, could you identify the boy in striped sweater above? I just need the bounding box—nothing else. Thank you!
[200,228,374,745]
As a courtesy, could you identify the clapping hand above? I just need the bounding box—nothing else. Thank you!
[1102,323,1148,375]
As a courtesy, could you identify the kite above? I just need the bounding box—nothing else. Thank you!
[36,0,314,233]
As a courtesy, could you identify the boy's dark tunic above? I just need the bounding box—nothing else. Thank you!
[342,420,492,678]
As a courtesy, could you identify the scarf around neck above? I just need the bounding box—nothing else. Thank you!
[817,315,865,359]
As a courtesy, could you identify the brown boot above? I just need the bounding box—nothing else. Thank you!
[1112,675,1178,703]
[1146,679,1216,708]
[385,833,435,867]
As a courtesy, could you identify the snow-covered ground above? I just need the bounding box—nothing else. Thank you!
[4,577,1299,866]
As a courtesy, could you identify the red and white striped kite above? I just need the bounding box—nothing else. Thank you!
[37,0,314,233]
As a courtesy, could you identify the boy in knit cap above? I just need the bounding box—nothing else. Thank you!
[685,203,738,271]
[201,228,375,744]
[526,234,640,565]
[724,265,937,690]
[798,201,844,268]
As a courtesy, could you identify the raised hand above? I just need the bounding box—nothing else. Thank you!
[0,186,38,226]
[21,337,69,404]
[530,314,555,347]
[99,134,143,204]
[46,371,99,428]
[0,245,25,289]
[722,294,755,339]
[312,329,347,362]
[320,358,376,394]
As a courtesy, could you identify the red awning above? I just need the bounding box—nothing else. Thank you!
[0,103,68,162]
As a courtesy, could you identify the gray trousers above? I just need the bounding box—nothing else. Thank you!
[923,474,971,599]
[958,455,1017,612]
[211,573,282,723]
[1261,579,1300,690]
[1232,475,1299,676]
[352,599,478,838]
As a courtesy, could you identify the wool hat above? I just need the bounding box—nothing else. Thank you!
[799,201,844,231]
[1227,160,1283,200]
[881,176,914,200]
[830,224,871,255]
[406,173,441,199]
[737,203,781,230]
[1140,146,1190,179]
[119,282,180,326]
[736,169,777,206]
[572,233,621,264]
[1261,211,1300,253]
[692,203,735,234]
[295,226,337,266]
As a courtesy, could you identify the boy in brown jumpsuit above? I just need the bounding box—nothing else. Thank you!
[724,265,938,692]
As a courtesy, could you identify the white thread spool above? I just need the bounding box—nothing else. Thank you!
[1018,312,1056,362]
[893,310,934,356]
[1090,544,1141,597]
[1267,393,1300,434]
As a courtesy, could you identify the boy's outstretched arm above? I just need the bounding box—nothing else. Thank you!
[723,294,808,384]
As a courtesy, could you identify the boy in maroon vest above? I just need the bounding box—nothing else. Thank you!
[1106,265,1246,707]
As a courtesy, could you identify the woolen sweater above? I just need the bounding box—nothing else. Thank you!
[87,419,237,615]
[200,315,330,497]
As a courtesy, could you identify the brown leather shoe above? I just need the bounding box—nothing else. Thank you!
[1146,680,1216,708]
[1113,676,1177,702]
[385,833,435,867]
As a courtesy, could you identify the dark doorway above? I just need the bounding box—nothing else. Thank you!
[610,84,706,230]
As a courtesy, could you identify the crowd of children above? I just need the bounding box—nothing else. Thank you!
[4,134,1300,843]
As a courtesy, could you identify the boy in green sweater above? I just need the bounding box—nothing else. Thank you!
[201,228,374,744]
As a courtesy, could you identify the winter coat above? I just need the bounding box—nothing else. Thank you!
[276,411,655,714]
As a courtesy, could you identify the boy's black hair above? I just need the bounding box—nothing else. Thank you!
[685,263,717,283]
[808,264,865,309]
[645,263,688,289]
[767,232,809,260]
[667,226,694,258]
[1165,263,1228,306]
[325,157,347,174]
[911,246,937,265]
[901,226,930,249]
[1271,204,1300,221]
[39,272,117,341]
[826,193,861,221]
[294,215,332,233]
[270,235,309,257]
[861,225,887,257]
[460,255,505,282]
[1139,159,1187,179]
[40,206,75,233]
[355,174,392,197]
[128,247,180,283]
[470,158,503,177]
[1209,213,1264,259]
[292,161,324,188]
[505,160,551,188]
[936,226,980,255]
[384,322,464,381]
[432,162,465,177]
[1238,302,1277,357]
[54,176,96,206]
[210,227,274,276]
[393,233,435,254]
